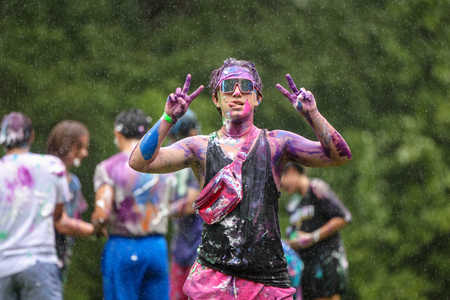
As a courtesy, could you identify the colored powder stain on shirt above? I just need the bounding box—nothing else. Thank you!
[315,264,323,279]
[0,231,8,240]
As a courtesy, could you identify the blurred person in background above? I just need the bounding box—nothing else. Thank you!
[166,110,202,300]
[0,112,69,300]
[129,58,351,300]
[46,120,95,283]
[91,108,174,300]
[281,163,351,300]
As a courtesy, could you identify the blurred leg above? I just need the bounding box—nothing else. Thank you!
[0,274,17,300]
[140,236,169,300]
[17,262,62,300]
[170,259,191,300]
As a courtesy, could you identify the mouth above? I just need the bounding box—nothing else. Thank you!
[229,100,245,108]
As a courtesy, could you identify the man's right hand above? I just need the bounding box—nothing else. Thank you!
[165,74,204,122]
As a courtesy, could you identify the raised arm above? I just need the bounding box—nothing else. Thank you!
[129,74,204,173]
[276,74,351,167]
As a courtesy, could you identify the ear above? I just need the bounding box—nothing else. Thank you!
[212,93,220,108]
[254,92,263,107]
[27,130,35,146]
[113,130,124,143]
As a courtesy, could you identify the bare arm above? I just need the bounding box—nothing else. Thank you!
[54,211,94,237]
[129,74,204,173]
[287,217,349,250]
[53,203,64,223]
[91,184,114,236]
[276,74,351,168]
[170,186,201,218]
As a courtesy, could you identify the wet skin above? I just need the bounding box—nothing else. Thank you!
[129,73,351,190]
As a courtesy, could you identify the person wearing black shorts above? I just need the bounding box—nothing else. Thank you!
[281,163,352,300]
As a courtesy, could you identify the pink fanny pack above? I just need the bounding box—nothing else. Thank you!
[194,127,259,225]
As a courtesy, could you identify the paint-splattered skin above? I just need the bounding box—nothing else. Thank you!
[129,73,351,190]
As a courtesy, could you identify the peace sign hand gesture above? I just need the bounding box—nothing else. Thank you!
[165,74,204,122]
[276,74,317,117]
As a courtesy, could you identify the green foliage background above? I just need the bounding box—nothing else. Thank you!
[1,0,450,299]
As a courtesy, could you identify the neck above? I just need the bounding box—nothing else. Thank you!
[221,114,254,138]
[119,139,139,152]
[6,147,29,155]
[299,176,310,197]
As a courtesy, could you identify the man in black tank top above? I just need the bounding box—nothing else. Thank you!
[129,58,352,300]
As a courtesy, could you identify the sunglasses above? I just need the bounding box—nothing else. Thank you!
[219,78,254,93]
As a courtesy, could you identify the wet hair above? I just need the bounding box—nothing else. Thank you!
[283,163,305,175]
[114,108,151,139]
[209,58,263,115]
[0,112,34,150]
[46,120,89,159]
[168,109,201,140]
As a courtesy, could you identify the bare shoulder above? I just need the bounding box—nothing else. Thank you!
[265,129,297,149]
[174,135,209,151]
[169,134,210,163]
[174,134,210,187]
[267,129,301,140]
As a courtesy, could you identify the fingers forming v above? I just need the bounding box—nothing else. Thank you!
[182,74,191,95]
[188,85,204,104]
[286,74,299,94]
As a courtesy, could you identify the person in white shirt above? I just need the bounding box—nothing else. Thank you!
[0,112,70,300]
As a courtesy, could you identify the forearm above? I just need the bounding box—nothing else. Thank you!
[170,198,195,218]
[305,109,352,165]
[288,217,349,250]
[129,117,174,172]
[55,213,94,237]
[313,217,349,242]
[170,188,200,218]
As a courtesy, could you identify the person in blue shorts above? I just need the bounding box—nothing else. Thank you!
[90,109,174,300]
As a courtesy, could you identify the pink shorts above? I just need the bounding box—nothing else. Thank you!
[183,262,296,300]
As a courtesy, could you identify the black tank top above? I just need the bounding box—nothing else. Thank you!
[197,129,291,288]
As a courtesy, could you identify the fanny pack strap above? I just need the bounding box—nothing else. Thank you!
[234,126,259,164]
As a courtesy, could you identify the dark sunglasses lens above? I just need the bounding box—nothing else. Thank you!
[221,79,238,92]
[240,79,253,92]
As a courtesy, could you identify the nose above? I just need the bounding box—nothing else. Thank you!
[232,83,242,96]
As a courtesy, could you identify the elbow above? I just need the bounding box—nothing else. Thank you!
[54,219,68,235]
[331,131,352,164]
[338,146,352,164]
[128,155,145,173]
[331,154,351,167]
[128,144,146,172]
[334,147,352,166]
[128,156,138,171]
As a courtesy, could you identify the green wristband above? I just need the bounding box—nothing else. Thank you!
[162,112,176,124]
